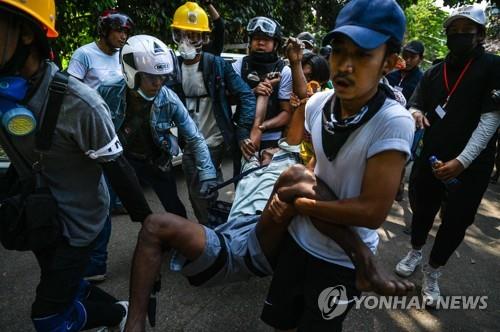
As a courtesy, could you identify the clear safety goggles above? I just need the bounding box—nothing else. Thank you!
[246,17,277,35]
[172,29,207,47]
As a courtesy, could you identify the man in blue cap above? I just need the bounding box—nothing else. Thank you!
[260,0,414,330]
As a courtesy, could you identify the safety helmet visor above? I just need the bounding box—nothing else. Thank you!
[106,13,133,32]
[98,12,134,37]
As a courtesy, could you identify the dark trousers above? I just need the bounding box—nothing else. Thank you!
[261,234,359,332]
[32,238,94,317]
[183,144,225,224]
[128,157,187,218]
[32,238,124,329]
[409,158,492,266]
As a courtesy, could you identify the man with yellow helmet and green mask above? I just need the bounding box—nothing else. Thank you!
[170,2,256,225]
[0,1,154,330]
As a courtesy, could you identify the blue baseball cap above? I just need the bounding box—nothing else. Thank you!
[323,0,406,50]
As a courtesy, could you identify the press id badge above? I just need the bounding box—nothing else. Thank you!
[435,105,446,119]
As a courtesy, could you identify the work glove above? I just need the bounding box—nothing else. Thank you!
[199,178,218,202]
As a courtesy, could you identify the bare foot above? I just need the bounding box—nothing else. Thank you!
[354,248,415,296]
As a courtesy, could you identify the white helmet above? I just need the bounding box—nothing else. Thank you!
[121,35,175,89]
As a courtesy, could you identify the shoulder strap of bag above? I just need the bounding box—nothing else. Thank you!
[36,71,69,151]
[0,127,31,179]
[208,164,267,194]
[0,71,69,180]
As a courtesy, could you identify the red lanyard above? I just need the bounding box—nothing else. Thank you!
[442,58,473,108]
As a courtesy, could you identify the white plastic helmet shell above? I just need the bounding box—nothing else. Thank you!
[121,35,175,89]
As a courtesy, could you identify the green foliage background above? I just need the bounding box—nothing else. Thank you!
[404,0,450,66]
[53,0,490,66]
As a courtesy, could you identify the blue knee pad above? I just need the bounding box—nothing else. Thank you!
[32,300,87,332]
[75,279,91,301]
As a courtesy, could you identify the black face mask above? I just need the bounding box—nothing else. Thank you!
[447,33,475,57]
[249,51,278,64]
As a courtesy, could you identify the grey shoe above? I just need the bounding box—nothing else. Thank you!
[113,301,128,332]
[422,264,442,307]
[395,249,422,277]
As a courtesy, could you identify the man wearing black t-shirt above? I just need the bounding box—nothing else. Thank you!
[395,5,500,307]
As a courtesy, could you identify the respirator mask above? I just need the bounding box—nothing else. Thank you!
[0,76,36,136]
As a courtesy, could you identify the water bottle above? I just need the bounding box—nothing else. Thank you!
[429,155,461,191]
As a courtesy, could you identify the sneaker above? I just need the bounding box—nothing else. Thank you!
[422,264,442,307]
[395,249,422,277]
[83,264,107,283]
[83,273,106,282]
[113,301,128,332]
[95,301,128,332]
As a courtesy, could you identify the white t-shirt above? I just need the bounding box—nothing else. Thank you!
[181,62,223,147]
[288,90,415,269]
[67,42,122,88]
[232,57,292,141]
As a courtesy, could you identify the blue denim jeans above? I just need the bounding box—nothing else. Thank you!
[85,215,111,274]
[86,174,116,275]
[107,178,123,212]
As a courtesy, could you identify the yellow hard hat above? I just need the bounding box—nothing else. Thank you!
[171,2,211,32]
[0,0,58,37]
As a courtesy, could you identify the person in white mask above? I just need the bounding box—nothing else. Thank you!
[169,2,257,225]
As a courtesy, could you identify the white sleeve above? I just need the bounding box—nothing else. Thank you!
[368,106,415,161]
[67,48,89,80]
[232,58,242,76]
[456,111,500,168]
[278,66,292,100]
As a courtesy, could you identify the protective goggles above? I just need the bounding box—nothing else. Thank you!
[247,17,277,36]
[172,29,207,47]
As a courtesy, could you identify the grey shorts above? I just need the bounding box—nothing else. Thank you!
[169,215,273,287]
